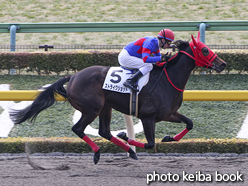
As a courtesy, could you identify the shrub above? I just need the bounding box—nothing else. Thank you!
[0,50,247,75]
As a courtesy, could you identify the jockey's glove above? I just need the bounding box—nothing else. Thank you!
[156,61,166,67]
[160,52,171,62]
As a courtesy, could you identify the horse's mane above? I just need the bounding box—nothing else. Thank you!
[173,40,190,51]
[152,40,190,70]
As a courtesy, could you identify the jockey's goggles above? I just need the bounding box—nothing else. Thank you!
[166,40,172,45]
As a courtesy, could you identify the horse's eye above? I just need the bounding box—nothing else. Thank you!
[202,47,209,56]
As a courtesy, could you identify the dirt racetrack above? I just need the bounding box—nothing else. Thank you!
[0,152,247,186]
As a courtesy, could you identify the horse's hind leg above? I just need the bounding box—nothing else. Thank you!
[72,113,100,164]
[98,104,138,160]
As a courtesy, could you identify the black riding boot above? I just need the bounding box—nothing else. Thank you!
[123,70,143,92]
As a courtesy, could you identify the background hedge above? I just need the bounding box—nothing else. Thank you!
[0,51,119,75]
[0,50,247,75]
[1,137,248,154]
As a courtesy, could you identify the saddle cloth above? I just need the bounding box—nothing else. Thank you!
[102,67,149,94]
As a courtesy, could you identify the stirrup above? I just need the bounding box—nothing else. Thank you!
[123,80,139,92]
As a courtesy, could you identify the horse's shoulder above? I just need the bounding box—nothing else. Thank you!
[151,65,163,71]
[149,65,164,79]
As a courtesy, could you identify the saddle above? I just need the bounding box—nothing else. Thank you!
[102,66,149,116]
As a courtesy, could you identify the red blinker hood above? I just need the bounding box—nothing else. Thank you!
[189,31,217,67]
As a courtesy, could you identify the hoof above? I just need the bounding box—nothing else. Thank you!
[93,150,100,164]
[128,147,138,160]
[161,136,175,142]
[129,153,138,160]
[117,132,128,141]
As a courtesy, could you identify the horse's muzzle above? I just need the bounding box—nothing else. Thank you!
[218,63,226,72]
[211,56,227,73]
[212,62,226,73]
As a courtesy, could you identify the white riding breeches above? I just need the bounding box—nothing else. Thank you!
[118,49,153,75]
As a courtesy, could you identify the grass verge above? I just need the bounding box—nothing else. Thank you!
[0,137,248,154]
[0,0,248,45]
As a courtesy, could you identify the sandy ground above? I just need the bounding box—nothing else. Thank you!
[0,153,247,186]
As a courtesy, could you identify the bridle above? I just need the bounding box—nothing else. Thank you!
[180,50,212,68]
[163,40,217,92]
[151,32,218,93]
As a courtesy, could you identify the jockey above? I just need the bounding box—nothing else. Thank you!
[118,28,174,92]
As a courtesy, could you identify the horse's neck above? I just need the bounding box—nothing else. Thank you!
[165,50,195,90]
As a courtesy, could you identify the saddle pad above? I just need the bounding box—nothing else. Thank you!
[102,67,149,94]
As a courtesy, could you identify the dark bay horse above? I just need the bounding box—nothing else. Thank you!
[10,33,226,164]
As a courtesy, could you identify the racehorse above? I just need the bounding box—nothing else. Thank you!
[10,32,226,164]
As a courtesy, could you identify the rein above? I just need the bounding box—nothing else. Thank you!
[180,50,212,67]
[163,68,184,92]
[153,43,216,93]
[162,50,209,92]
[162,52,185,92]
[149,64,167,94]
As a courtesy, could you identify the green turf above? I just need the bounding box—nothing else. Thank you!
[0,74,247,139]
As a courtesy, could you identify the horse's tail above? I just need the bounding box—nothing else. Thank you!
[10,76,71,124]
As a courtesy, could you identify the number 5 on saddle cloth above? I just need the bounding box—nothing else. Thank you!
[102,66,149,116]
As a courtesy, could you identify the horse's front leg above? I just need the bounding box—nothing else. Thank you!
[98,104,138,160]
[162,111,193,142]
[117,117,156,149]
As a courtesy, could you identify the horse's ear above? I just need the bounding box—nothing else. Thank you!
[197,31,200,41]
[191,34,198,46]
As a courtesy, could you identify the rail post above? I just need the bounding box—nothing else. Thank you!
[198,23,207,43]
[10,25,17,51]
[9,25,19,74]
